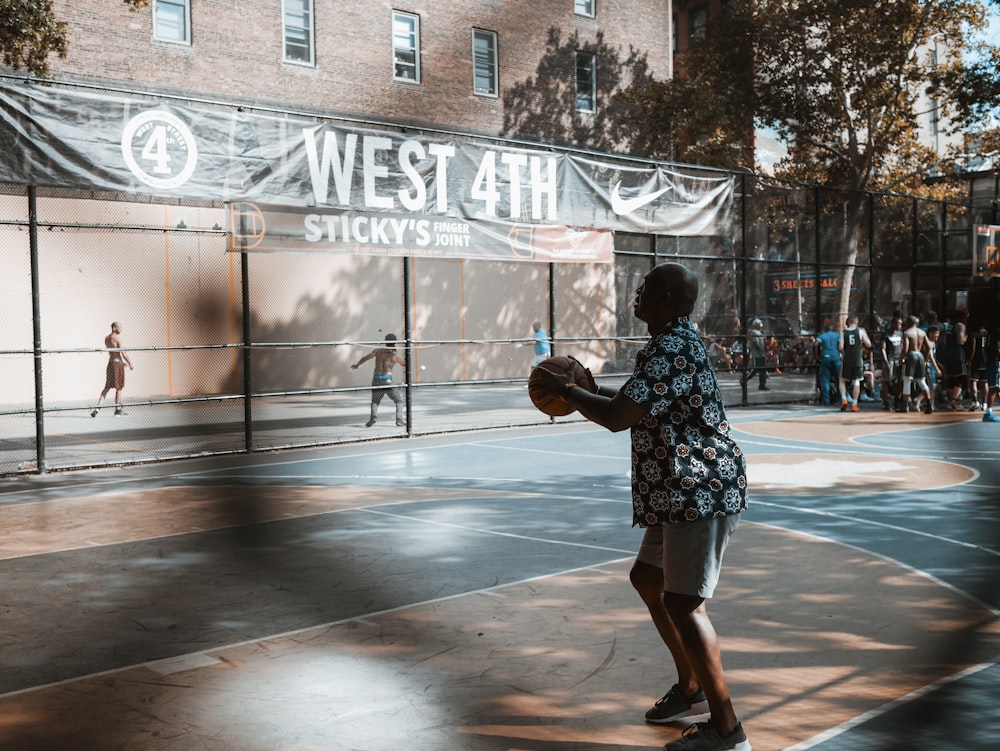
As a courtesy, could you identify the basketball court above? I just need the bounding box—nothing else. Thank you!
[1,404,998,750]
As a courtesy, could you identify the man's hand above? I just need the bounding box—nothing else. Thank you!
[531,364,572,397]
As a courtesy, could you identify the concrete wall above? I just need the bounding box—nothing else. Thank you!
[0,194,616,404]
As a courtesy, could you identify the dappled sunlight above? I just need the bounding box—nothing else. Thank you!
[746,455,974,493]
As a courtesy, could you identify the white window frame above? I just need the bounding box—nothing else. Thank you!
[392,11,421,83]
[575,51,596,112]
[283,0,315,66]
[574,0,596,18]
[153,0,191,45]
[472,29,499,97]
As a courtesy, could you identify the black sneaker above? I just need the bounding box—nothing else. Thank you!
[114,408,127,416]
[365,418,376,427]
[645,684,707,724]
[90,409,98,418]
[664,720,751,751]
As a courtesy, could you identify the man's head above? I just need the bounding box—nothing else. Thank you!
[634,263,698,332]
[111,322,121,334]
[846,315,858,327]
[532,321,542,333]
[385,333,397,347]
[927,325,941,341]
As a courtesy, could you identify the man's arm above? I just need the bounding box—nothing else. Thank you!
[351,351,376,369]
[564,386,646,433]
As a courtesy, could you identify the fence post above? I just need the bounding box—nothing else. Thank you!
[547,262,556,358]
[738,173,749,404]
[403,256,413,434]
[28,186,45,472]
[239,214,253,452]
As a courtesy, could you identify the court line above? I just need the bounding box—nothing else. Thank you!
[781,661,998,750]
[754,499,1000,560]
[358,505,636,556]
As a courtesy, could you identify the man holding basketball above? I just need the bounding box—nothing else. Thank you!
[533,262,750,751]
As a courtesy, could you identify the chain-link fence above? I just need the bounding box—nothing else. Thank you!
[1,164,995,475]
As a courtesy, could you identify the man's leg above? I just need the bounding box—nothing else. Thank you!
[630,561,698,696]
[367,389,383,426]
[662,591,739,738]
[389,386,404,425]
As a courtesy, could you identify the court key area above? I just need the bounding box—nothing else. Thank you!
[1,404,998,750]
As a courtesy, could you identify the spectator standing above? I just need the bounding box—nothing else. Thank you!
[938,310,969,410]
[880,316,904,410]
[814,324,842,406]
[740,319,769,391]
[967,324,989,411]
[983,328,1000,423]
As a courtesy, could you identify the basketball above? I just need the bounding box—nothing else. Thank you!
[528,355,596,416]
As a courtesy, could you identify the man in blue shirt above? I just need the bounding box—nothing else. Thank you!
[533,262,750,751]
[814,324,841,406]
[530,320,551,368]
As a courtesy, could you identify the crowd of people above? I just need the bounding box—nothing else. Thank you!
[702,309,1000,422]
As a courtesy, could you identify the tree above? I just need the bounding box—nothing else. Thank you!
[621,0,1000,326]
[0,0,149,78]
[501,28,654,153]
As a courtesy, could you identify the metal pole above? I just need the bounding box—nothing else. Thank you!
[28,186,45,472]
[867,192,875,331]
[547,262,556,357]
[939,200,947,313]
[739,173,749,403]
[814,185,822,332]
[402,257,414,434]
[239,214,253,451]
[910,197,919,317]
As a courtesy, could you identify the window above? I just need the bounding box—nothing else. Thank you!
[393,11,420,82]
[574,0,595,17]
[153,0,190,44]
[473,30,498,96]
[688,7,708,45]
[283,0,314,65]
[575,51,596,112]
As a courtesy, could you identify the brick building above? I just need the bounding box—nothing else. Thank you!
[45,0,672,146]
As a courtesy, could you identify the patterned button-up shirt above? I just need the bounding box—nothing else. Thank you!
[622,317,748,526]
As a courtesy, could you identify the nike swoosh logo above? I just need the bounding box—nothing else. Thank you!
[610,180,671,215]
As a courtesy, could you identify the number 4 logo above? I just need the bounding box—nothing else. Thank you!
[121,110,199,190]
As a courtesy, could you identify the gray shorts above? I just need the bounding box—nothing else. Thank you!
[635,514,741,599]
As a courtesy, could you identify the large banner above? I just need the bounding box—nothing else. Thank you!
[0,81,734,261]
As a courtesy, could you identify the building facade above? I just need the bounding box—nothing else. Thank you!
[46,0,672,143]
